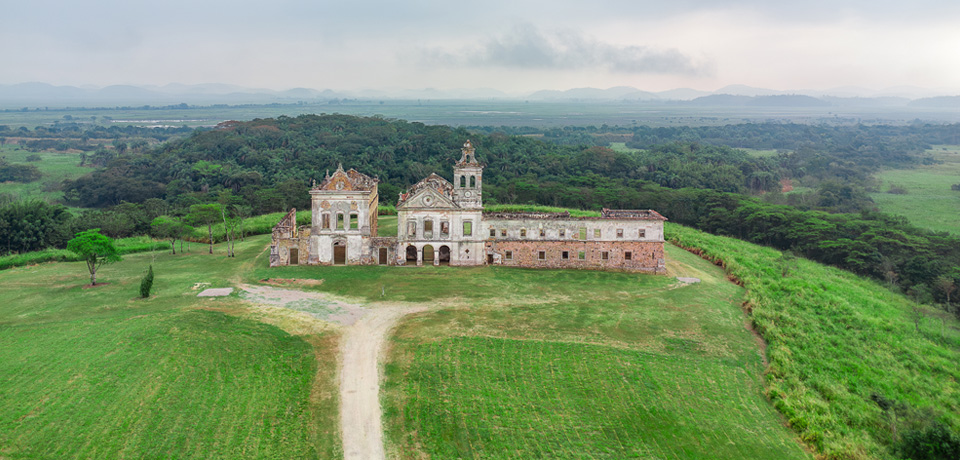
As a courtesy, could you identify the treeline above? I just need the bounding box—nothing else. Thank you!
[26,114,960,312]
[0,123,195,143]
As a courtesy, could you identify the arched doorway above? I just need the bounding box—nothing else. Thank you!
[405,245,417,265]
[422,245,435,265]
[438,245,450,265]
[333,241,346,265]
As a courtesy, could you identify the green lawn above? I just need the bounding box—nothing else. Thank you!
[381,245,810,459]
[0,143,90,202]
[0,235,341,459]
[869,145,960,235]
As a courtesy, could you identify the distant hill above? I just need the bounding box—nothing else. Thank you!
[907,95,960,108]
[688,94,830,107]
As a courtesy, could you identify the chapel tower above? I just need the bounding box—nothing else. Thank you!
[452,140,483,209]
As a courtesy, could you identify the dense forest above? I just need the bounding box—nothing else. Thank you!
[2,114,959,314]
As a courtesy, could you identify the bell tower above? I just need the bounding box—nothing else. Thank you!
[452,140,483,209]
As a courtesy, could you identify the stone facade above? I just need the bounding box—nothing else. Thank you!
[270,141,667,273]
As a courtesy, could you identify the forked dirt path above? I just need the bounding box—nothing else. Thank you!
[237,283,425,460]
[340,304,426,460]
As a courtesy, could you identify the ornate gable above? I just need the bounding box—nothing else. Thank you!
[397,173,457,209]
[315,164,378,192]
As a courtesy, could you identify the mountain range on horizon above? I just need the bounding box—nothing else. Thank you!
[0,81,957,108]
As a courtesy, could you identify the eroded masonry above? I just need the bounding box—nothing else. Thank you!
[270,141,667,273]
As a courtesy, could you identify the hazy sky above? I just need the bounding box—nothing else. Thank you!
[4,0,960,93]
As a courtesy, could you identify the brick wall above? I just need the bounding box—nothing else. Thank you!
[487,240,665,273]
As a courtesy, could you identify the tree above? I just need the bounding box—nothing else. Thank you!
[150,215,187,254]
[67,229,121,286]
[139,265,154,298]
[186,204,220,254]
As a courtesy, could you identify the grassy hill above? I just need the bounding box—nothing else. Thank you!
[0,236,341,459]
[381,245,809,459]
[669,223,960,459]
[1,220,956,459]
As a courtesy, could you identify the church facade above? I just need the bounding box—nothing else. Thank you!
[270,141,667,273]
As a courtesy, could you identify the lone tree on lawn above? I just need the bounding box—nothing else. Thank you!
[186,203,221,254]
[67,229,121,286]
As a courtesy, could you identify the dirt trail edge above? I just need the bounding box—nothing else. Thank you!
[340,305,426,460]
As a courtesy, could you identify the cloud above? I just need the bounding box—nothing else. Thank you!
[420,24,713,76]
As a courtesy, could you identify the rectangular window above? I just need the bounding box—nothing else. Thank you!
[441,221,450,238]
[594,228,601,238]
[322,213,330,229]
[602,251,609,260]
[350,214,359,230]
[505,250,513,260]
[616,229,623,238]
[559,229,566,238]
[625,251,632,260]
[638,229,646,238]
[539,228,545,237]
[579,227,587,240]
[562,251,569,260]
[578,251,586,260]
[424,220,433,239]
[407,221,417,238]
[520,228,527,238]
[490,228,496,237]
[501,229,507,237]
[463,221,473,236]
[337,213,345,230]
[538,251,546,260]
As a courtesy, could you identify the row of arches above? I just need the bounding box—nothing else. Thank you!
[405,244,451,265]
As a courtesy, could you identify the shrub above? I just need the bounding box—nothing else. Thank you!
[951,183,960,191]
[139,265,154,298]
[898,422,960,460]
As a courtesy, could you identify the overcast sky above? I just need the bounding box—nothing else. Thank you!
[4,0,960,93]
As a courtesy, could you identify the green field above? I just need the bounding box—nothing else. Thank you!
[0,143,89,202]
[3,219,957,459]
[0,236,341,459]
[870,145,960,235]
[381,245,810,459]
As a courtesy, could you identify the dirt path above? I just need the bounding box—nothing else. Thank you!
[340,305,426,460]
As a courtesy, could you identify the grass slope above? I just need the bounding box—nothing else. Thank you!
[870,145,960,235]
[0,235,340,459]
[380,245,809,459]
[668,222,960,459]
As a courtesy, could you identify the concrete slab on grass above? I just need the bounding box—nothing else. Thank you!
[198,288,234,297]
[676,277,701,284]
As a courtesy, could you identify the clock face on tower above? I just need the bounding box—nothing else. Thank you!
[464,191,473,198]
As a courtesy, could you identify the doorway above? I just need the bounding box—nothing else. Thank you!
[438,246,450,265]
[405,245,417,265]
[378,247,388,265]
[333,242,346,265]
[422,245,435,264]
[289,248,299,265]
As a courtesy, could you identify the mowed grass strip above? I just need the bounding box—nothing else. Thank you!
[0,235,340,459]
[382,245,809,459]
[387,337,807,460]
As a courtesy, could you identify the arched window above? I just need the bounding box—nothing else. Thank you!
[460,175,466,187]
[469,175,476,187]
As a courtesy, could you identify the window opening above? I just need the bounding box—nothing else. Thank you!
[616,229,623,238]
[578,251,586,260]
[463,221,473,236]
[594,229,601,238]
[562,251,569,260]
[538,251,546,260]
[505,250,513,260]
[625,251,632,260]
[350,213,359,230]
[602,251,609,260]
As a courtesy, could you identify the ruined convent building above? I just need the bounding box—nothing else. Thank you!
[270,141,667,273]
